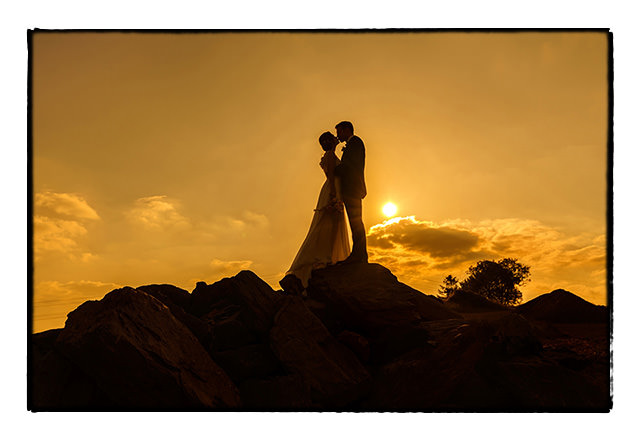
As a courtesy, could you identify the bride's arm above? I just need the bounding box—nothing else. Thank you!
[325,153,337,199]
[320,152,338,199]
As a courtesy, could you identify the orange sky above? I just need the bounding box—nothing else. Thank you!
[32,31,609,333]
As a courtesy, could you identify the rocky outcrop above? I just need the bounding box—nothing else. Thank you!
[269,296,371,407]
[30,265,610,411]
[31,329,111,409]
[189,271,279,352]
[36,287,240,409]
[307,263,460,364]
[137,283,211,348]
[189,271,278,328]
[308,263,460,332]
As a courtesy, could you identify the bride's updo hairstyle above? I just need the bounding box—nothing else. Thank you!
[319,131,337,151]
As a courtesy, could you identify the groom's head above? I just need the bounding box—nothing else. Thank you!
[335,121,354,142]
[319,132,338,151]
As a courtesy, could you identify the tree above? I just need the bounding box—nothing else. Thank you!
[438,275,460,298]
[459,258,531,306]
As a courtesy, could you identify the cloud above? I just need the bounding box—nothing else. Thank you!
[368,216,481,258]
[242,211,269,229]
[195,211,270,242]
[35,191,99,220]
[221,211,270,233]
[125,195,268,245]
[33,215,96,262]
[33,280,121,332]
[35,280,120,304]
[187,258,254,284]
[209,258,253,277]
[366,216,607,305]
[127,195,190,230]
[34,191,100,261]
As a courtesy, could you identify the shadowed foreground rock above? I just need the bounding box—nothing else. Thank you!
[30,265,611,411]
[34,287,240,409]
[270,297,371,407]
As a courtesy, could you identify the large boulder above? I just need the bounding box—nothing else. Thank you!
[189,271,280,350]
[136,283,191,309]
[31,329,113,409]
[210,343,282,383]
[269,296,371,408]
[364,319,491,410]
[136,283,211,348]
[307,263,461,334]
[517,289,609,323]
[53,287,240,409]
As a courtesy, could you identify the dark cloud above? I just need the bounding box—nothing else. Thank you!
[368,218,481,258]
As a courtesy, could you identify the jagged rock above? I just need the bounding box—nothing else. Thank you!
[307,263,461,333]
[364,319,490,410]
[279,273,304,296]
[136,284,191,309]
[189,271,280,344]
[304,297,344,335]
[30,266,610,411]
[137,283,211,349]
[517,289,609,323]
[31,329,113,409]
[269,296,371,407]
[53,287,240,409]
[444,289,508,313]
[210,343,281,383]
[206,313,257,351]
[366,322,434,364]
[337,330,370,363]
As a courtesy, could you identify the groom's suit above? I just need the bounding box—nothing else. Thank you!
[334,135,368,262]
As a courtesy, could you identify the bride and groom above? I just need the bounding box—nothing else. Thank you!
[280,121,368,295]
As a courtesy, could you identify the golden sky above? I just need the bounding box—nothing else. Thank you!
[32,31,609,333]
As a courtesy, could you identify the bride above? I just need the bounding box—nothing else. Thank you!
[280,131,351,294]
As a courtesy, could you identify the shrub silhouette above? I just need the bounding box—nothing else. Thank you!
[438,274,460,299]
[459,258,530,306]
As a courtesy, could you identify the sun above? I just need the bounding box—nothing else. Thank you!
[382,202,398,218]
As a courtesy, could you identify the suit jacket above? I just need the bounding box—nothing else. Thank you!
[335,135,367,199]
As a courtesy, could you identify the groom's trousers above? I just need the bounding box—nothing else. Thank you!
[343,196,368,262]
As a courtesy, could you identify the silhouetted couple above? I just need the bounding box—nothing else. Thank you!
[280,121,367,295]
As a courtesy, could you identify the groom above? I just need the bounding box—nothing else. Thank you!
[334,121,368,264]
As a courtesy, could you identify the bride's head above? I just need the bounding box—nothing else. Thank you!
[319,131,339,151]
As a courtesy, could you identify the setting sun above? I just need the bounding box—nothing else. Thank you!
[382,202,398,218]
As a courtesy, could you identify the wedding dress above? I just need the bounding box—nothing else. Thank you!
[285,152,351,288]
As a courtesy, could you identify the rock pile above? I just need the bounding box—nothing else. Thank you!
[30,264,610,411]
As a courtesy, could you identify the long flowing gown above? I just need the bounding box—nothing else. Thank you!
[285,153,351,288]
